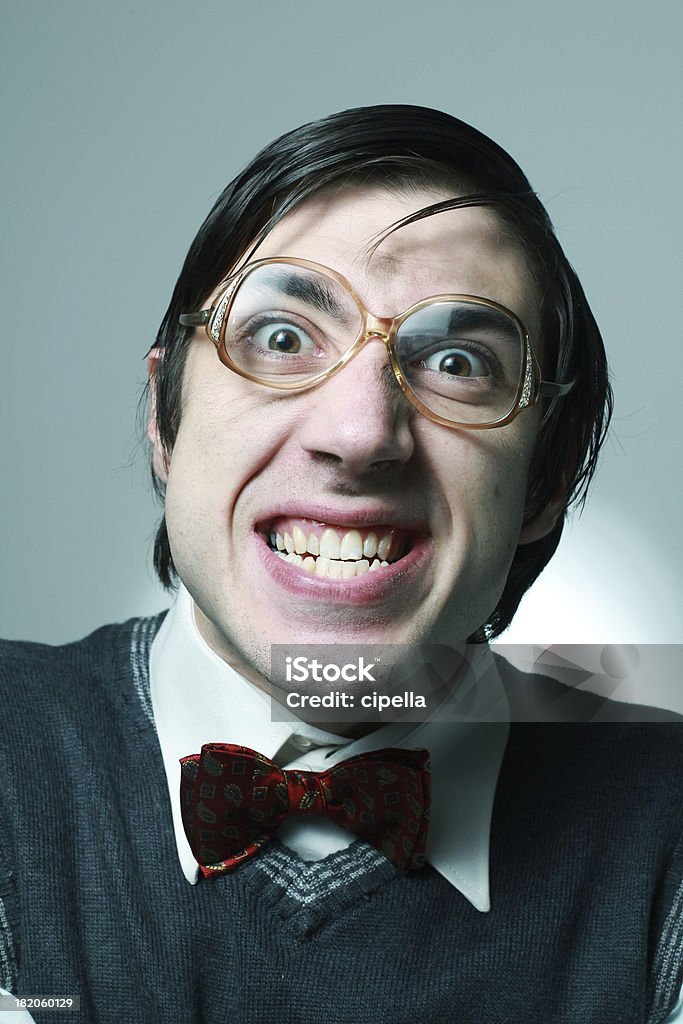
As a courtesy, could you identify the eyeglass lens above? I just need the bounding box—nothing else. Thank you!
[224,264,524,424]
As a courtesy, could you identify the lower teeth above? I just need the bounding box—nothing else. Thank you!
[276,551,389,577]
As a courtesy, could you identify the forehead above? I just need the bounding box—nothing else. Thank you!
[249,186,538,328]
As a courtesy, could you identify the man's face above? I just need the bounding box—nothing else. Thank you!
[154,187,546,685]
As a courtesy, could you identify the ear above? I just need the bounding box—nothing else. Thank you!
[147,348,169,484]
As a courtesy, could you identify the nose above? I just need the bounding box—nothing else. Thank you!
[296,336,415,475]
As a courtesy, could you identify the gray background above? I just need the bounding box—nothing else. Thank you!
[1,2,681,706]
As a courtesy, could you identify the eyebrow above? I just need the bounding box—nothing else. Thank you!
[398,304,521,349]
[266,270,356,325]
[404,304,519,332]
[444,305,519,335]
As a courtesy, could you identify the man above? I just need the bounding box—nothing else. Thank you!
[1,105,681,1023]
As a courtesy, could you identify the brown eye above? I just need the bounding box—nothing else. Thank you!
[250,322,316,355]
[424,347,489,378]
[268,329,302,353]
[437,353,472,376]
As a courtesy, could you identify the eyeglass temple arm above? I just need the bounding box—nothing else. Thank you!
[538,379,575,398]
[179,310,211,327]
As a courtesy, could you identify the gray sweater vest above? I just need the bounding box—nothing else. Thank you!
[1,616,682,1023]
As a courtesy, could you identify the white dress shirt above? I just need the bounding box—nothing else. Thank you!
[150,584,509,913]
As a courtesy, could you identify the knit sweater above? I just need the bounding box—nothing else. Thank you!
[1,616,682,1024]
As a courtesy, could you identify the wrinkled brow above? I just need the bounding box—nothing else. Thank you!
[264,270,356,325]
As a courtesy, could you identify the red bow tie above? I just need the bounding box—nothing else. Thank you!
[180,743,431,876]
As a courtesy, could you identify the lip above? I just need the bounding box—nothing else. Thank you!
[254,501,429,533]
[253,527,433,606]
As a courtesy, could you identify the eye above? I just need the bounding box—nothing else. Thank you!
[251,321,316,355]
[422,345,491,378]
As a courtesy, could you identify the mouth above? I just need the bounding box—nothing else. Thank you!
[262,516,415,580]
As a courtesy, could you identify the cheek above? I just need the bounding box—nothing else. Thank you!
[419,427,535,642]
[432,425,536,559]
[471,466,528,571]
[163,438,222,576]
[160,376,237,566]
[161,369,297,565]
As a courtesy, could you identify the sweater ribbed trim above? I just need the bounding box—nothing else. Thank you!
[0,818,18,992]
[130,614,162,730]
[649,874,683,1022]
[0,894,16,993]
[252,841,389,906]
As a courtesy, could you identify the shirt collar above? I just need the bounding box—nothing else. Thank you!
[150,584,509,913]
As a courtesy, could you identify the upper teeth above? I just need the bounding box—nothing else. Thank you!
[272,525,398,562]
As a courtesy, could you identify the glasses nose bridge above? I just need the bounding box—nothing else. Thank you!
[346,312,401,387]
[359,311,395,353]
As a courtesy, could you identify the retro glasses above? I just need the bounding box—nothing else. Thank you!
[179,257,574,429]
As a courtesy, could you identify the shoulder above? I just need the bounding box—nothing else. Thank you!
[0,612,166,729]
[0,613,166,994]
[496,653,683,723]
[494,655,683,810]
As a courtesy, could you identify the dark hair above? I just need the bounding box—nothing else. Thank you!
[148,104,612,641]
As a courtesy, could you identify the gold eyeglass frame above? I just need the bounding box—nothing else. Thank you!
[179,256,575,430]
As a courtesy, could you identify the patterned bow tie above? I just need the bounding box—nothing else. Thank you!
[179,743,431,877]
